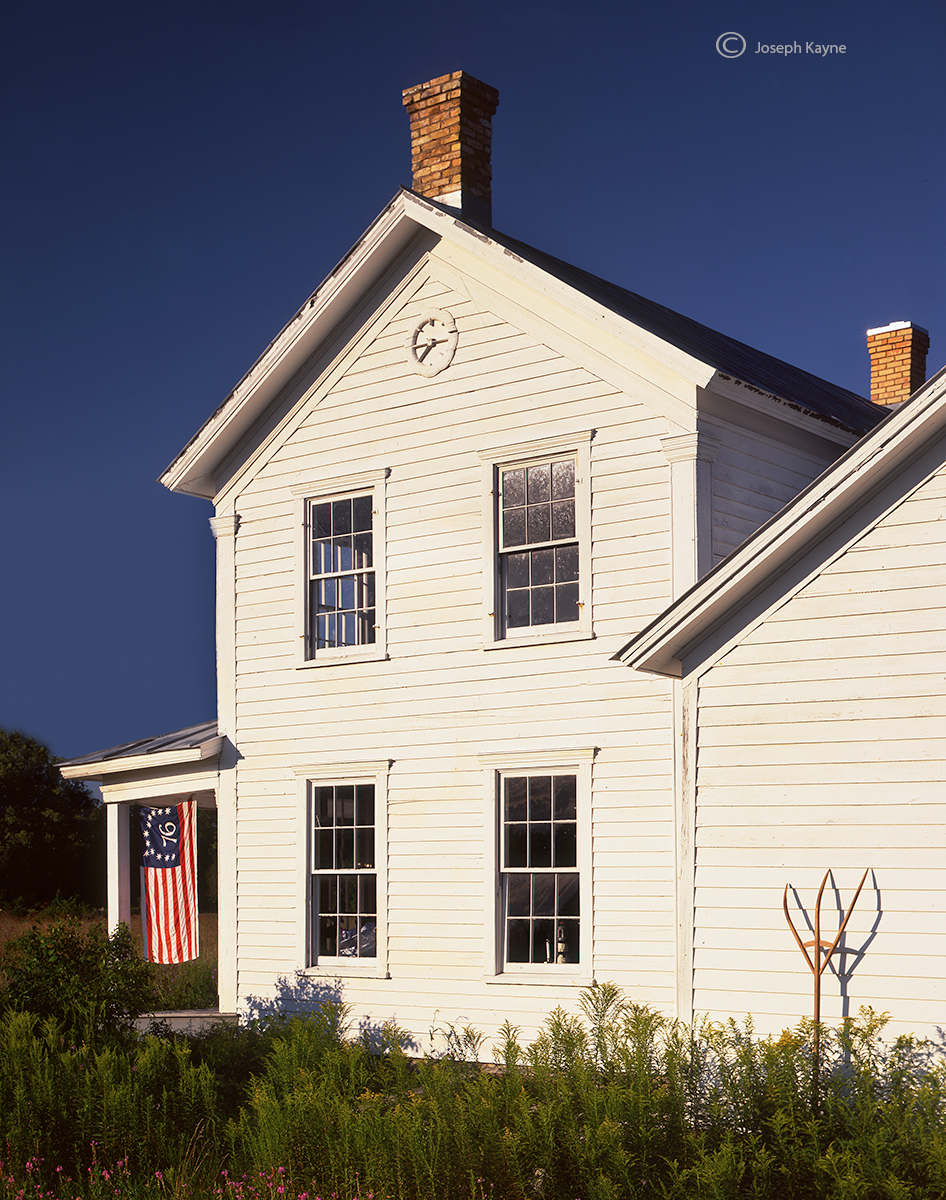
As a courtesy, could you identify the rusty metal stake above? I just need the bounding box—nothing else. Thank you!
[783,867,869,1110]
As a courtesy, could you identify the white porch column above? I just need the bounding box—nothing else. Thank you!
[106,801,131,933]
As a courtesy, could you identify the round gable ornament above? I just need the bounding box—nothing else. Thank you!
[405,308,459,377]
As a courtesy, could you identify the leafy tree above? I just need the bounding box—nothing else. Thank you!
[0,728,103,908]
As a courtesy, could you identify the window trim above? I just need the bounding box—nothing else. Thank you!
[478,433,593,648]
[291,469,388,668]
[294,759,390,978]
[478,748,595,985]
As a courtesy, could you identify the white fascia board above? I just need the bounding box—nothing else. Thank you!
[60,735,224,781]
[617,365,946,677]
[159,195,419,499]
[705,373,862,446]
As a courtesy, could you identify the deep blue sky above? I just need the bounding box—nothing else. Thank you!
[2,0,944,760]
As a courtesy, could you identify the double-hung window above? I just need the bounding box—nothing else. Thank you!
[292,469,387,665]
[502,773,579,964]
[480,749,594,979]
[297,760,389,974]
[480,433,592,644]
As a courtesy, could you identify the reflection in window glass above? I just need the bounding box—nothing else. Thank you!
[310,783,376,960]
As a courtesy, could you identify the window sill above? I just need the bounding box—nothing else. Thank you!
[300,963,390,980]
[297,648,389,669]
[484,629,594,651]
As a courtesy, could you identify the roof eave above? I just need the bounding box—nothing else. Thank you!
[60,735,224,781]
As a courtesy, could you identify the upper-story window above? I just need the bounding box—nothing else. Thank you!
[499,458,579,630]
[308,495,375,653]
[480,433,593,645]
[292,469,387,667]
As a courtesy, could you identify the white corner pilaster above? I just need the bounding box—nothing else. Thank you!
[660,432,720,599]
[210,511,239,1013]
[106,802,131,934]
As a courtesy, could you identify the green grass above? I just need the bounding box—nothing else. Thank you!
[0,983,944,1199]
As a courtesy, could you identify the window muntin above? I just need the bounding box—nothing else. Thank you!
[501,774,579,966]
[310,783,376,960]
[307,495,375,654]
[499,459,579,631]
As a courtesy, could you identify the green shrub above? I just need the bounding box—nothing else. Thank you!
[0,918,154,1041]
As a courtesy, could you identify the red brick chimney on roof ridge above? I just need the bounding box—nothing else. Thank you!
[402,71,499,228]
[866,321,930,406]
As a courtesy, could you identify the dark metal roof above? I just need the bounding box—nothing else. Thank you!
[449,205,887,436]
[59,721,218,768]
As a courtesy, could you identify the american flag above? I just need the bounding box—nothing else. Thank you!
[139,800,199,963]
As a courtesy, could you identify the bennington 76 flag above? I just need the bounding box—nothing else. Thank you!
[139,801,199,963]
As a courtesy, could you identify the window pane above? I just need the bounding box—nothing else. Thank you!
[557,873,580,917]
[529,777,552,822]
[551,459,575,500]
[359,918,377,958]
[507,919,530,962]
[531,548,554,586]
[332,498,352,535]
[507,589,530,628]
[352,494,372,532]
[530,823,552,868]
[353,532,372,568]
[336,828,354,870]
[556,583,579,624]
[319,915,337,957]
[355,784,374,826]
[318,875,337,912]
[532,874,555,917]
[356,827,375,869]
[553,822,577,868]
[531,586,554,625]
[532,918,556,964]
[503,507,526,548]
[313,503,332,538]
[359,609,376,644]
[338,916,358,956]
[334,536,354,573]
[506,552,530,589]
[315,786,335,826]
[551,500,575,541]
[526,463,551,504]
[316,829,334,870]
[505,823,527,868]
[339,876,358,914]
[557,919,579,964]
[555,543,579,582]
[360,875,377,914]
[319,578,337,609]
[506,874,531,916]
[336,787,355,824]
[505,777,528,822]
[527,504,551,544]
[340,576,356,611]
[502,468,525,508]
[553,776,576,821]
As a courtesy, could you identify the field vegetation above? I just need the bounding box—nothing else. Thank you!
[0,920,944,1200]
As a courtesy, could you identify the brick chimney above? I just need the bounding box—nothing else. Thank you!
[402,71,499,227]
[866,321,930,406]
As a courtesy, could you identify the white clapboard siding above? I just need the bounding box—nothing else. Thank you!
[692,460,946,1039]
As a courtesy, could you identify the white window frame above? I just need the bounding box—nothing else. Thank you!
[478,432,593,648]
[291,469,388,667]
[294,759,390,979]
[478,748,595,985]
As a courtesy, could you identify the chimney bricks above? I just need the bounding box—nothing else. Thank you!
[402,71,499,227]
[866,321,930,406]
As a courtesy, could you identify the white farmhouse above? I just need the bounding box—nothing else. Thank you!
[62,73,902,1047]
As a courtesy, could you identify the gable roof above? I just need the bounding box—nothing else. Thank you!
[160,189,886,499]
[615,363,946,678]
